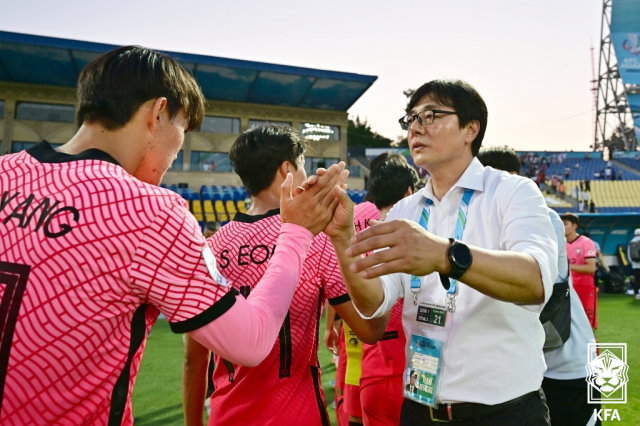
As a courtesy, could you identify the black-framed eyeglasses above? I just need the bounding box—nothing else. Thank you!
[398,110,457,131]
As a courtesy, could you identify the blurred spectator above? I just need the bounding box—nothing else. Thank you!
[551,176,558,193]
[574,162,580,169]
[605,167,612,180]
[559,182,566,200]
[617,169,622,180]
[578,200,585,212]
[584,179,590,191]
[582,191,589,204]
[204,221,221,238]
[579,180,584,192]
[589,201,595,213]
[628,229,640,300]
[565,166,570,179]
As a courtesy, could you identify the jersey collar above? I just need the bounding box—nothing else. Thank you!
[26,140,121,166]
[419,157,485,202]
[233,208,280,223]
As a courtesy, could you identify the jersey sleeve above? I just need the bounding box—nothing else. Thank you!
[317,233,351,305]
[583,238,597,259]
[129,199,234,332]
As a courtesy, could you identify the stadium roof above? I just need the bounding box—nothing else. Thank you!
[0,31,377,111]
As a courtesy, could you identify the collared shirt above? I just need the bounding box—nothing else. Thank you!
[544,209,595,379]
[364,158,558,405]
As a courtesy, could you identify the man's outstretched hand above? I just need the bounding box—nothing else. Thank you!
[280,162,349,235]
[344,219,451,279]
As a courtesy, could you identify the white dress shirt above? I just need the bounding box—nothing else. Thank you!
[364,158,558,405]
[544,209,596,380]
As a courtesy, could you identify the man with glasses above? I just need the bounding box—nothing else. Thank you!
[320,79,557,425]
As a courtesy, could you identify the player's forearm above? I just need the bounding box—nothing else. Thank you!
[330,233,385,317]
[325,304,336,331]
[570,263,596,274]
[189,223,313,366]
[182,337,209,426]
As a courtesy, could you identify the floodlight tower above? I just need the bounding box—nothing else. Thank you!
[594,0,638,153]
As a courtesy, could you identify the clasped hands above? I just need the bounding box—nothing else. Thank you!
[292,167,452,280]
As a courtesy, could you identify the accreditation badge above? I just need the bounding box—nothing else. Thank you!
[404,301,451,408]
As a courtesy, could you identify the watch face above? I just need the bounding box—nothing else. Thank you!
[452,243,472,267]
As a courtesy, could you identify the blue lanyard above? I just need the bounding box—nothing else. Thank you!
[410,188,474,307]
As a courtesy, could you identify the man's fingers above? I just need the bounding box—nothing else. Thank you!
[321,169,349,207]
[280,173,293,203]
[349,220,400,245]
[312,162,345,203]
[293,186,305,197]
[302,163,341,197]
[300,175,319,191]
[359,258,409,280]
[347,235,401,266]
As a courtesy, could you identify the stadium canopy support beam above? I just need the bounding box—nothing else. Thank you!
[594,0,638,153]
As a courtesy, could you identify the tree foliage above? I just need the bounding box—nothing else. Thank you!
[347,116,395,147]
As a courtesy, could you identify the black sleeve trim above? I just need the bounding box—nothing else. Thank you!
[328,293,351,306]
[169,287,239,334]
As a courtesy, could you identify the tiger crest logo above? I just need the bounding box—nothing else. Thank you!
[586,344,629,404]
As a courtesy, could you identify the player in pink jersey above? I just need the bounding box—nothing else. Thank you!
[358,157,418,426]
[182,126,389,426]
[0,47,347,426]
[331,200,380,426]
[561,213,598,328]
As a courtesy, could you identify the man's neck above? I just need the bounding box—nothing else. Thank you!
[246,188,280,216]
[567,233,579,243]
[427,154,473,201]
[379,206,391,221]
[56,123,144,176]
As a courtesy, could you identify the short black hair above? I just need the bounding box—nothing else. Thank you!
[369,152,407,174]
[205,221,221,232]
[229,125,307,196]
[560,213,579,226]
[368,158,419,210]
[408,79,488,156]
[77,46,205,131]
[476,148,521,174]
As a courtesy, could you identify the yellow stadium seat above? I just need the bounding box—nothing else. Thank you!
[204,213,216,223]
[214,200,225,213]
[217,212,229,222]
[192,200,202,214]
[204,200,214,215]
[193,212,204,222]
[226,200,237,214]
[237,200,247,213]
[227,211,236,221]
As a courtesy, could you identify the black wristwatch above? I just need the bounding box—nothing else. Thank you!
[439,238,473,289]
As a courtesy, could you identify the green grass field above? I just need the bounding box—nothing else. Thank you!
[132,294,640,425]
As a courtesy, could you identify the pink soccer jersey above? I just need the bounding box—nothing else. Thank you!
[207,210,348,426]
[0,142,232,425]
[566,235,597,288]
[360,301,405,382]
[353,201,380,233]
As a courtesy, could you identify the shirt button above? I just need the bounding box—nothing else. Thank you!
[441,211,446,216]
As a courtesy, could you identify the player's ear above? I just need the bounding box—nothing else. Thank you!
[148,97,168,136]
[278,161,292,179]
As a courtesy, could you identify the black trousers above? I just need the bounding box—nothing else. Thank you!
[542,377,600,426]
[633,269,640,294]
[400,389,550,426]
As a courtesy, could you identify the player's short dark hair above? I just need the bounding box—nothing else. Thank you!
[560,213,579,225]
[476,148,521,174]
[230,125,307,196]
[77,46,205,131]
[368,158,419,210]
[369,152,407,174]
[408,79,488,156]
[205,221,221,232]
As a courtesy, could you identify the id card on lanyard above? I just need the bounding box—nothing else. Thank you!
[403,188,474,409]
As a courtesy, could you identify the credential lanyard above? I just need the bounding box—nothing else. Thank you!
[410,188,474,311]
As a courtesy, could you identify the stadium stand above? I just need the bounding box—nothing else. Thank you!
[615,157,640,172]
